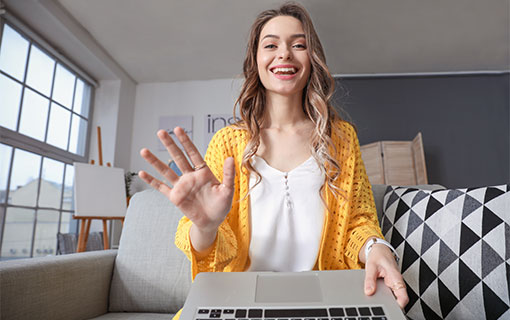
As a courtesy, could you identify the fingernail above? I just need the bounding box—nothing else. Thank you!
[365,286,373,294]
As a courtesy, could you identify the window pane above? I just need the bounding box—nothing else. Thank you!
[53,64,75,108]
[26,45,54,97]
[62,164,74,210]
[1,207,35,260]
[18,88,49,141]
[69,115,87,156]
[73,79,91,117]
[9,148,41,206]
[59,211,75,234]
[33,209,59,257]
[46,103,71,150]
[0,73,22,130]
[0,24,29,81]
[39,157,64,209]
[0,144,13,203]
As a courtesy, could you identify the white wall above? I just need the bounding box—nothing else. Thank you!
[114,78,137,170]
[88,80,121,165]
[89,79,136,168]
[129,78,243,193]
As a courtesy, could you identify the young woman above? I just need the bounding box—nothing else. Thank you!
[139,2,409,317]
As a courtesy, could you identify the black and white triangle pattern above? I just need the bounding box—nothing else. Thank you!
[382,185,510,320]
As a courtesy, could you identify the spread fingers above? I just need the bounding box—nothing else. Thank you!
[157,129,193,173]
[138,170,172,197]
[140,148,179,184]
[173,127,206,169]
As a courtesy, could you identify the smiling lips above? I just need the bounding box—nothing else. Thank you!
[270,65,298,80]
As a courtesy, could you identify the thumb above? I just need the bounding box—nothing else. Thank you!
[222,157,235,189]
[364,262,378,296]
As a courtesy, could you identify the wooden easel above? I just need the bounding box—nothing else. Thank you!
[74,126,125,252]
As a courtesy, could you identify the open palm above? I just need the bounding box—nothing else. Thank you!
[138,127,235,233]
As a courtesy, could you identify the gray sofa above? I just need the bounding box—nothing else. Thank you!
[0,188,190,320]
[2,183,483,320]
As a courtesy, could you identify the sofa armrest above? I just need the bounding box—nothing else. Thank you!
[0,249,117,320]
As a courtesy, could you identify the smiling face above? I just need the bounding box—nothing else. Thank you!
[256,16,311,97]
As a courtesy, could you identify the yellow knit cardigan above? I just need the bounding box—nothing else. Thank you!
[173,120,383,319]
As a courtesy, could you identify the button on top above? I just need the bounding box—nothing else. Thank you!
[283,173,292,208]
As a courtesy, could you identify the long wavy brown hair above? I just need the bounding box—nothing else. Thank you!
[234,2,347,199]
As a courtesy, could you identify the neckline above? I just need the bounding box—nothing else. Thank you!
[253,155,314,175]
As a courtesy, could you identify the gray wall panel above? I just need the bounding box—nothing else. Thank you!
[334,73,509,188]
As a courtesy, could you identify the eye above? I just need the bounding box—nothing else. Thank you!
[293,44,306,49]
[264,44,276,49]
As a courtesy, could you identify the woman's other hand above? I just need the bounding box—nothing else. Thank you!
[138,127,235,252]
[363,243,409,309]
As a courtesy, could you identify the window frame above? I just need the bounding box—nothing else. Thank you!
[0,12,97,259]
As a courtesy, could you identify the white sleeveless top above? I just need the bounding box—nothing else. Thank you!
[247,156,326,272]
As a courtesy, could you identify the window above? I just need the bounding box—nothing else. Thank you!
[0,16,94,260]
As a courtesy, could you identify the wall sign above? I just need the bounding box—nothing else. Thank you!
[203,113,237,150]
[158,115,193,151]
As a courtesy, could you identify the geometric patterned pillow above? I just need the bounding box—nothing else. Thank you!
[381,185,510,320]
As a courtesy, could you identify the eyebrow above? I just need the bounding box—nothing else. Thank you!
[261,34,306,41]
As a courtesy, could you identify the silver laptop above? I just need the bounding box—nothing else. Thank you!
[180,269,406,319]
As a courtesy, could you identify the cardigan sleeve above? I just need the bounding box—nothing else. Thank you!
[342,124,384,269]
[174,128,239,279]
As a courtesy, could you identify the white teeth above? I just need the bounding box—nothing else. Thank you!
[272,67,297,74]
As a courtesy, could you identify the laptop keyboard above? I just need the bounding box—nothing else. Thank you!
[194,306,387,319]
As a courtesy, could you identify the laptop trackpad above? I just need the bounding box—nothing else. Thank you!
[255,274,323,303]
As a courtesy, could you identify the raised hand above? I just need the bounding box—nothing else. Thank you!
[138,127,235,250]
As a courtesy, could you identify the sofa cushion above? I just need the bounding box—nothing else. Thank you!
[381,185,510,320]
[109,189,191,313]
[372,184,445,223]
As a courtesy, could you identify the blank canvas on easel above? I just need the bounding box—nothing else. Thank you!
[73,162,127,217]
